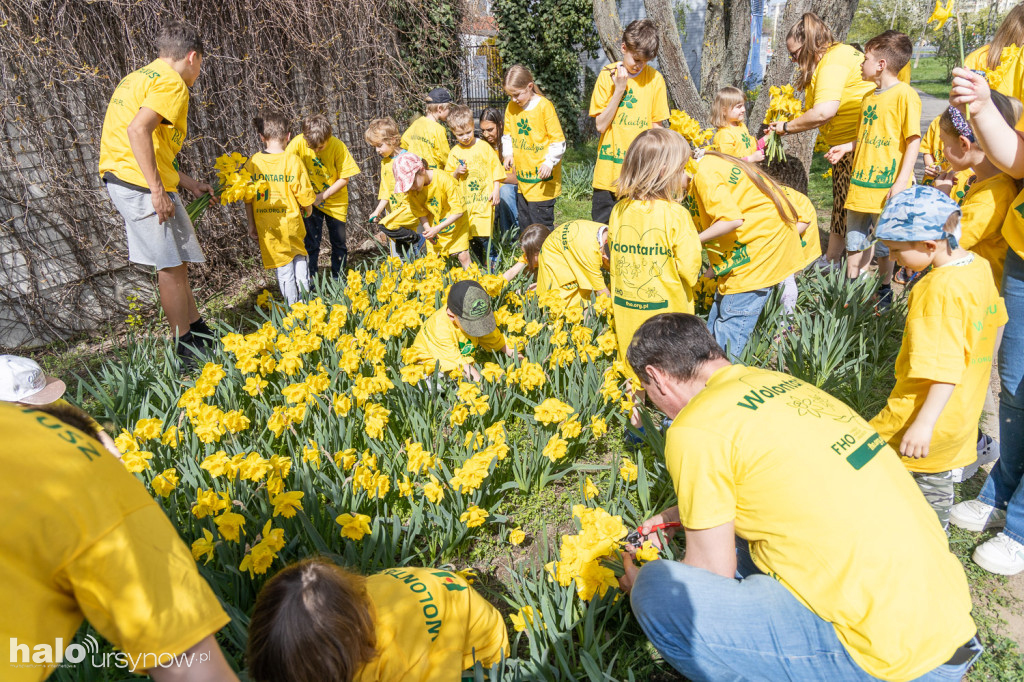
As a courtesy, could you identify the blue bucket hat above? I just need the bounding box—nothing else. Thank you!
[875,186,962,248]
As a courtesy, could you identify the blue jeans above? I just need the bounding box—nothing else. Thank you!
[707,287,771,359]
[631,559,981,681]
[979,248,1024,545]
[497,184,519,239]
[303,208,347,278]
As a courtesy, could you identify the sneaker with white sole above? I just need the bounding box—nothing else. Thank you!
[950,499,1007,532]
[973,532,1024,575]
[952,435,1001,482]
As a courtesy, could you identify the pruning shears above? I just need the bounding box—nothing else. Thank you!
[625,522,682,547]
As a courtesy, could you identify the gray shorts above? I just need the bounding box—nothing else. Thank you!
[845,209,889,257]
[106,182,206,270]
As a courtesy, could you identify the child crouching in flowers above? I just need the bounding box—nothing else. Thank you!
[406,279,518,382]
[246,557,509,682]
[392,152,472,269]
[244,112,317,305]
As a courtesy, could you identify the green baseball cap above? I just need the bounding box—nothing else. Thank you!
[447,280,496,337]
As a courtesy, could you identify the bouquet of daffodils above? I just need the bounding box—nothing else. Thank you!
[761,85,803,165]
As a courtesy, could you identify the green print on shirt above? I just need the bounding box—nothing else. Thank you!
[468,180,480,192]
[21,406,103,462]
[382,568,446,641]
[312,157,325,170]
[430,571,469,591]
[740,133,753,148]
[862,104,878,126]
[598,142,625,164]
[517,118,532,136]
[711,242,751,276]
[611,223,671,310]
[618,90,638,109]
[851,159,897,189]
[1015,200,1024,219]
[458,339,476,356]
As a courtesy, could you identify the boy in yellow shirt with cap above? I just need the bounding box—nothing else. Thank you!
[406,280,517,382]
[401,88,453,170]
[869,186,1007,529]
[243,112,317,306]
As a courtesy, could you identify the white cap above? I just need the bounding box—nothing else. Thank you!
[0,355,66,405]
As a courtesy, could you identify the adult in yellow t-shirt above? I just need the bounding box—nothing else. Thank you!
[98,21,215,364]
[0,403,237,682]
[502,68,566,229]
[689,152,804,357]
[619,313,979,682]
[536,219,610,304]
[286,115,361,279]
[770,13,875,264]
[245,558,509,682]
[406,280,515,381]
[589,55,669,221]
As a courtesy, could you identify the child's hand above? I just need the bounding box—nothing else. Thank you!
[302,204,313,218]
[463,363,482,382]
[537,163,553,180]
[247,224,258,241]
[490,186,501,206]
[923,164,941,178]
[503,156,514,171]
[612,64,630,91]
[933,169,956,196]
[746,149,765,163]
[825,145,849,164]
[315,191,328,205]
[422,225,440,240]
[900,420,934,458]
[950,67,993,116]
[453,163,468,179]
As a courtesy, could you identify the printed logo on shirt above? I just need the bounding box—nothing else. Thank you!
[610,223,671,310]
[599,142,625,164]
[862,104,879,126]
[851,159,897,189]
[618,90,638,109]
[711,242,751,276]
[517,119,532,136]
[381,568,451,641]
[431,571,469,591]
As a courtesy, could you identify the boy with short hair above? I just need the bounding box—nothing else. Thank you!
[401,88,453,170]
[286,114,361,280]
[445,105,507,269]
[365,117,424,259]
[406,280,517,382]
[825,30,921,307]
[869,187,1007,529]
[244,112,316,306]
[588,18,670,223]
[392,153,471,269]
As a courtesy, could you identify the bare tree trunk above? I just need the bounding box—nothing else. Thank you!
[700,0,752,105]
[749,0,861,190]
[644,0,709,122]
[593,0,624,63]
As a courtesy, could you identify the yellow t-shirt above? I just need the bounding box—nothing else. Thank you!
[408,170,469,257]
[588,63,670,191]
[537,220,608,303]
[966,43,1022,97]
[609,199,702,366]
[920,116,947,172]
[960,173,1015,287]
[964,44,989,71]
[98,59,189,192]
[781,187,821,268]
[667,365,976,681]
[408,308,507,372]
[691,154,804,293]
[712,123,757,158]
[504,96,565,202]
[445,139,506,239]
[286,135,361,222]
[951,169,975,205]
[401,116,451,170]
[244,152,317,269]
[0,404,229,681]
[870,256,1007,472]
[897,62,911,83]
[1002,184,1024,262]
[806,44,876,146]
[845,82,922,214]
[379,152,420,231]
[355,568,509,682]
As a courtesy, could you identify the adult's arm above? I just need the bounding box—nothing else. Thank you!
[127,107,175,222]
[770,99,841,135]
[682,521,737,578]
[149,634,239,682]
[950,67,1024,177]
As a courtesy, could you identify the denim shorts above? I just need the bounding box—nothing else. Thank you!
[846,210,889,257]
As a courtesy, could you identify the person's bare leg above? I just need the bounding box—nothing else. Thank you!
[457,250,472,270]
[157,264,193,337]
[877,255,895,286]
[826,232,846,263]
[846,247,873,279]
[185,278,200,325]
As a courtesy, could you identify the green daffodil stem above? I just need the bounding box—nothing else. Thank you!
[955,9,969,119]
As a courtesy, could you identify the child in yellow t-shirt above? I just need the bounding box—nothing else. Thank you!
[445,105,507,269]
[246,557,509,682]
[825,31,921,307]
[869,187,1007,529]
[710,86,765,163]
[401,88,452,170]
[365,117,425,259]
[286,114,361,279]
[517,220,610,304]
[502,65,565,229]
[936,99,1019,288]
[609,127,702,390]
[920,115,949,186]
[244,112,316,306]
[688,151,804,357]
[588,19,670,223]
[406,280,517,382]
[393,153,471,269]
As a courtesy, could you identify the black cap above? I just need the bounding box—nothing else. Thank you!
[426,87,453,104]
[447,280,496,337]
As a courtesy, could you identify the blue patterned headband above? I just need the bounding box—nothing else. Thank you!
[947,106,976,143]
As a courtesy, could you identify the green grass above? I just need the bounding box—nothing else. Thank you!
[911,57,952,100]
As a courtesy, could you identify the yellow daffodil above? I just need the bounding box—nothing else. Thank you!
[589,416,608,437]
[619,458,639,483]
[271,491,304,518]
[534,398,575,425]
[460,505,489,528]
[543,435,568,463]
[928,0,954,31]
[132,418,163,442]
[215,511,246,542]
[509,528,526,545]
[584,477,600,500]
[336,512,372,540]
[635,541,659,562]
[191,529,216,564]
[150,468,179,497]
[121,450,153,473]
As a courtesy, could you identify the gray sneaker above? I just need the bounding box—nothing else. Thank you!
[950,499,1007,532]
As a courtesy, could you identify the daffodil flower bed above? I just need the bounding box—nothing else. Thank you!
[83,253,678,677]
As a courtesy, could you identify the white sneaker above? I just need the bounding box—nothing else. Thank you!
[949,499,1007,532]
[973,533,1024,575]
[953,435,1001,482]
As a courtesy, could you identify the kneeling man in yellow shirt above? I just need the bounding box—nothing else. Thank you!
[618,313,980,682]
